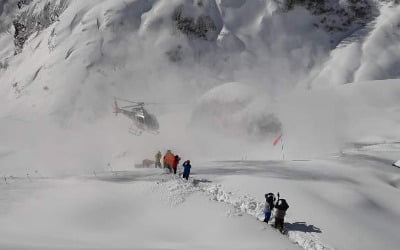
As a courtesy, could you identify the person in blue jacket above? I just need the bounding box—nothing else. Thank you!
[182,160,191,180]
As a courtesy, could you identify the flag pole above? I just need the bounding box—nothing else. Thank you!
[281,134,285,161]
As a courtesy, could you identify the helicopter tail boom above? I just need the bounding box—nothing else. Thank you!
[113,99,120,116]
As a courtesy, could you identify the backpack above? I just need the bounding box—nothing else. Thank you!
[276,199,289,211]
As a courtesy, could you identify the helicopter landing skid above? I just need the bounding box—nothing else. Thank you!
[129,129,143,136]
[128,126,143,136]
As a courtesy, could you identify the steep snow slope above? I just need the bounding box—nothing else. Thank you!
[308,2,400,86]
[0,0,399,174]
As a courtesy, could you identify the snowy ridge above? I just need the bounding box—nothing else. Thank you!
[335,19,378,49]
[153,174,335,250]
[308,3,400,86]
[151,173,202,206]
[203,184,335,250]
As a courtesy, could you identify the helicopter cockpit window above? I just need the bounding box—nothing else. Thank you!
[136,113,145,123]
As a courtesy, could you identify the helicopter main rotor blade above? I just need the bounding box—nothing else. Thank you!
[115,97,142,104]
[115,97,186,106]
[121,105,142,109]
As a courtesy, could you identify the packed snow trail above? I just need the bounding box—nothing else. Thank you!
[0,171,300,250]
[150,172,335,250]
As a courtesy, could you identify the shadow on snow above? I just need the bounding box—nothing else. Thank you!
[284,222,322,233]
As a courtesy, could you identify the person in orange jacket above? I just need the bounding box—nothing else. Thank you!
[172,155,181,174]
[163,150,175,173]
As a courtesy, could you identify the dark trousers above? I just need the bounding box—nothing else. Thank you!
[182,170,190,180]
[274,218,284,232]
[173,167,177,174]
[164,163,172,173]
[264,211,271,223]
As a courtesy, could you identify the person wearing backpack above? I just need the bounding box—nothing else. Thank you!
[273,193,289,233]
[263,193,276,223]
[163,150,175,173]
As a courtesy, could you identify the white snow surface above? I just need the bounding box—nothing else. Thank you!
[1,0,400,249]
[1,156,400,250]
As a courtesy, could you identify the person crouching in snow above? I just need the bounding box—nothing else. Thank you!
[263,193,276,223]
[172,155,181,174]
[182,160,191,180]
[273,193,289,233]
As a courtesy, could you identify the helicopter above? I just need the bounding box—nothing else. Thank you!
[113,97,160,135]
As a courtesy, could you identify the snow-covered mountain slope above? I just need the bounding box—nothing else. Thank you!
[0,0,399,171]
[0,0,399,173]
[308,2,400,86]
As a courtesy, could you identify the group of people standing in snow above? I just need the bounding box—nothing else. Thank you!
[155,150,289,232]
[264,192,290,233]
[154,150,191,180]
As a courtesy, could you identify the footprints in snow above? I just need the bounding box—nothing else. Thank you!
[155,175,335,250]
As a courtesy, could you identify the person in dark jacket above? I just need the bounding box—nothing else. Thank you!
[263,193,276,223]
[172,155,181,174]
[273,193,289,233]
[182,160,191,180]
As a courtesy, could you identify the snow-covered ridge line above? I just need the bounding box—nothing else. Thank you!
[203,184,335,250]
[154,175,335,250]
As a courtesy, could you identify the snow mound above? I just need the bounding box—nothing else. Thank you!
[191,82,281,140]
[151,174,202,206]
[135,173,336,250]
[203,184,335,250]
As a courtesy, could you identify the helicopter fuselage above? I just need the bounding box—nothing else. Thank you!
[113,98,160,135]
[116,107,159,131]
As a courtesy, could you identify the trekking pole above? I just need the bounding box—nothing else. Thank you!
[281,135,285,161]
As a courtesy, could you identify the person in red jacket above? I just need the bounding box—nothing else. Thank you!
[172,155,181,174]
